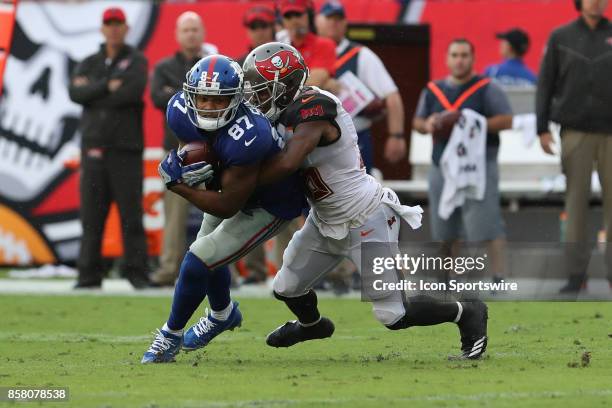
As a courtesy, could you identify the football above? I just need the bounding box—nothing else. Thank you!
[180,140,219,167]
[432,109,462,139]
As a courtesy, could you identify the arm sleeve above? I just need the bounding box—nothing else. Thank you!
[166,95,181,136]
[413,89,430,119]
[357,47,398,99]
[68,58,109,105]
[150,62,175,110]
[166,92,201,144]
[482,82,513,117]
[536,34,558,134]
[293,94,338,127]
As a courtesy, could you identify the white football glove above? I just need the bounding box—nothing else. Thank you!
[181,162,214,187]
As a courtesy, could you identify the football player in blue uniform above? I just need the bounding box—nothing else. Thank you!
[142,55,304,363]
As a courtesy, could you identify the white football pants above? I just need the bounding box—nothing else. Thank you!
[273,202,407,326]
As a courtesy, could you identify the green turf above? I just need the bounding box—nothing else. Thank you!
[1,295,611,408]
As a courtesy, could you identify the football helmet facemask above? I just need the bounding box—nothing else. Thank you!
[183,55,244,131]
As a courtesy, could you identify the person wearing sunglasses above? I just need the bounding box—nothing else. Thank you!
[276,0,337,91]
[237,5,277,67]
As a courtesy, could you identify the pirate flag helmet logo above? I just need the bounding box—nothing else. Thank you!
[242,42,309,121]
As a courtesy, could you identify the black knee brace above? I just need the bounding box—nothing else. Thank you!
[273,290,321,325]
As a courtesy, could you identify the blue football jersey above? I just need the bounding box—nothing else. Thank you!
[166,92,305,220]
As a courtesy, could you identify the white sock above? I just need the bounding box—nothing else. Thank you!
[211,302,233,321]
[162,322,183,336]
[453,301,463,323]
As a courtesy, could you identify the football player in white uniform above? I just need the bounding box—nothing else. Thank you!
[239,43,488,360]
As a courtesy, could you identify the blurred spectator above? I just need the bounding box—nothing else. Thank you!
[269,0,337,274]
[484,28,536,86]
[149,11,216,287]
[317,0,406,171]
[69,7,150,289]
[413,38,513,280]
[536,0,612,292]
[316,0,406,293]
[236,5,277,284]
[276,0,338,90]
[237,5,276,66]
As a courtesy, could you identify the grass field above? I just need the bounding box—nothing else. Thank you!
[1,295,611,407]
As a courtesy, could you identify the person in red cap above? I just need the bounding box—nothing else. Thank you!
[69,7,150,289]
[267,0,340,273]
[276,0,337,91]
[237,5,276,66]
[234,5,278,285]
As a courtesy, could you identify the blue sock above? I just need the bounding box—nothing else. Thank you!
[167,251,209,331]
[207,264,232,311]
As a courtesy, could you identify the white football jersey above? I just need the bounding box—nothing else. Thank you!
[276,87,382,238]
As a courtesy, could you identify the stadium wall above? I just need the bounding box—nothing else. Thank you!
[0,0,608,266]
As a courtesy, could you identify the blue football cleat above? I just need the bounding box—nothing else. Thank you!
[141,329,182,364]
[183,301,242,351]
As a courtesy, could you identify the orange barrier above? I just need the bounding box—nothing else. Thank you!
[101,203,123,258]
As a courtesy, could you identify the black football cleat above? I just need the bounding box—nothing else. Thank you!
[453,300,488,360]
[266,317,335,348]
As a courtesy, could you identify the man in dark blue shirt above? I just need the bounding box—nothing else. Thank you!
[484,28,537,87]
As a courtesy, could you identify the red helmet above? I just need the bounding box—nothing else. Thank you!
[242,42,309,121]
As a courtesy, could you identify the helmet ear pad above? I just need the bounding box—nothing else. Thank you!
[275,69,308,109]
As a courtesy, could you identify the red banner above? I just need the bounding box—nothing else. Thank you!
[2,0,601,265]
[0,0,17,96]
[419,0,612,80]
[0,0,398,265]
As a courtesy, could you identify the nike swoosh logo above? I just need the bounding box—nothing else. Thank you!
[301,95,315,103]
[245,136,257,146]
[360,229,375,237]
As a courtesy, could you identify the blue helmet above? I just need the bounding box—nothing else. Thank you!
[183,55,244,131]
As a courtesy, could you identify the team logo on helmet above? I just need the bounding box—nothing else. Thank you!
[255,50,304,81]
[197,71,220,90]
